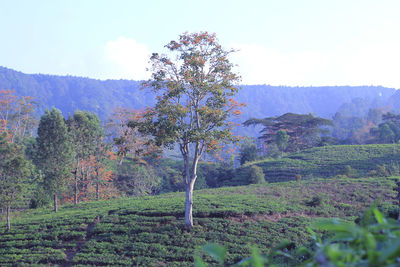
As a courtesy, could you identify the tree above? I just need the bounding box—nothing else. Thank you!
[244,113,333,152]
[140,32,242,229]
[275,130,289,154]
[107,107,159,165]
[239,138,258,165]
[370,112,400,144]
[247,165,265,184]
[88,141,118,201]
[35,108,75,212]
[67,111,103,205]
[0,89,37,144]
[0,133,32,230]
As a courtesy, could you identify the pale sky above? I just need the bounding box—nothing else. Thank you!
[1,0,400,87]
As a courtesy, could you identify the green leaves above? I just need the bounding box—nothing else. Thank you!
[201,243,227,264]
[143,32,242,150]
[306,206,400,266]
[0,133,33,230]
[35,108,75,195]
[195,206,400,266]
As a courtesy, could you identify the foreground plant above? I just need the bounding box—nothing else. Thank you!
[196,206,400,266]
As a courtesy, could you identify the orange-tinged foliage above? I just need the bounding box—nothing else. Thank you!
[0,89,37,143]
[107,107,159,164]
[63,145,119,204]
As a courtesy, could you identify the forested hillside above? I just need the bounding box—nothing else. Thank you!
[0,66,396,123]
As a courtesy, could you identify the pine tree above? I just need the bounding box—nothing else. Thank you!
[35,108,74,212]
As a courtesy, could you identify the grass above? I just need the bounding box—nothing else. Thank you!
[0,177,398,266]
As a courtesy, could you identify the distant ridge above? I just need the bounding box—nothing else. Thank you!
[0,66,396,123]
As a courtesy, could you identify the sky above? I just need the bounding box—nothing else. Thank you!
[1,0,400,87]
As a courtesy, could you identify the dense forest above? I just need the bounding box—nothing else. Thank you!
[1,66,397,122]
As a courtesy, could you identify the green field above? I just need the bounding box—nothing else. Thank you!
[235,144,400,183]
[0,177,397,266]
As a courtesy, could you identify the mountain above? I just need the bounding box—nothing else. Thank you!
[0,66,396,123]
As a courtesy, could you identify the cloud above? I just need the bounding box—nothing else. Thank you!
[230,42,400,88]
[100,37,400,88]
[230,43,327,86]
[104,37,150,80]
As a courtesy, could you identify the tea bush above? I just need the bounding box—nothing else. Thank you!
[0,177,397,266]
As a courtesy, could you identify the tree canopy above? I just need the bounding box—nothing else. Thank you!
[0,133,32,230]
[35,108,75,212]
[244,113,333,152]
[371,112,400,143]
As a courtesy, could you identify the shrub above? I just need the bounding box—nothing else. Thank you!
[247,166,265,184]
[376,164,390,177]
[342,165,358,178]
[305,195,324,207]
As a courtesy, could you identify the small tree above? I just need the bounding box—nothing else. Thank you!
[239,138,258,165]
[35,108,75,212]
[140,32,243,229]
[0,89,37,144]
[89,140,118,201]
[107,107,160,165]
[0,133,32,230]
[67,111,103,205]
[275,130,289,154]
[247,165,265,184]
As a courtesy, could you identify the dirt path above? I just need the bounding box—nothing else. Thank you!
[63,216,102,266]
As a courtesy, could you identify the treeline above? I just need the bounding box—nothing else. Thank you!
[0,90,237,230]
[3,87,400,230]
[1,66,397,126]
[0,89,124,229]
[241,108,400,160]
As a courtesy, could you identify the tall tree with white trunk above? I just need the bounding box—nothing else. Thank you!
[139,32,243,229]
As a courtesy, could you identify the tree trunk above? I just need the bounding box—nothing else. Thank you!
[80,164,86,201]
[398,209,400,225]
[54,194,58,213]
[183,150,193,229]
[184,153,200,229]
[74,174,78,206]
[185,181,195,229]
[73,163,79,206]
[6,206,10,231]
[96,183,99,200]
[398,202,400,225]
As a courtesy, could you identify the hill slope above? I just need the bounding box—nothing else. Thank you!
[238,144,400,183]
[0,178,396,266]
[0,66,395,123]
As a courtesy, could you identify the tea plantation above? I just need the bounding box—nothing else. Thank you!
[236,144,400,183]
[0,177,398,266]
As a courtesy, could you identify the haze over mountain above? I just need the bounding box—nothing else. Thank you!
[0,66,396,124]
